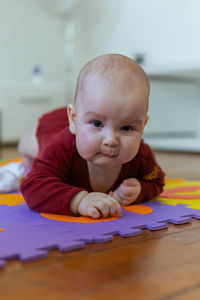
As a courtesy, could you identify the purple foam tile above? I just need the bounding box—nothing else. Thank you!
[117,228,142,237]
[20,250,48,262]
[145,222,169,231]
[58,241,85,252]
[189,213,200,220]
[93,235,114,243]
[169,217,192,225]
[75,234,95,243]
[1,199,200,268]
[0,260,6,269]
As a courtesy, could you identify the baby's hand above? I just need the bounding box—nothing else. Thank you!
[78,192,122,219]
[110,178,141,206]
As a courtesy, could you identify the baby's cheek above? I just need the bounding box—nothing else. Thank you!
[76,131,97,159]
[121,139,140,162]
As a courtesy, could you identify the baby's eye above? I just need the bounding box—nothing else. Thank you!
[121,125,133,131]
[91,120,103,128]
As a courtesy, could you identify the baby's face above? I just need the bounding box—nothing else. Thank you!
[73,73,148,168]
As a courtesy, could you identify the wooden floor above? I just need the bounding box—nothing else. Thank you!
[0,146,200,300]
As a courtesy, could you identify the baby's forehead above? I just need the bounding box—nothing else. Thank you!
[85,63,148,92]
[77,77,148,115]
[75,55,150,112]
[80,69,147,96]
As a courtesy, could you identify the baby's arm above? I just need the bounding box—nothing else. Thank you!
[111,169,164,206]
[21,140,122,218]
[70,191,122,218]
[110,143,165,206]
[21,142,87,215]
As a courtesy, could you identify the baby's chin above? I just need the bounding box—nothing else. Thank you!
[82,152,136,167]
[87,156,123,168]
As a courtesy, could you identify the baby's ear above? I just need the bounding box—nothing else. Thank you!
[144,115,150,126]
[67,104,77,134]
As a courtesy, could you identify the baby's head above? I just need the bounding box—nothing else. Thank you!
[68,54,150,167]
[75,53,149,110]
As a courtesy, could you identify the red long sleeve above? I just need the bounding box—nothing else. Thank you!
[134,142,165,204]
[21,129,86,215]
[21,125,165,214]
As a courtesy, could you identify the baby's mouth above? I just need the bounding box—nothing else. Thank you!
[101,149,118,158]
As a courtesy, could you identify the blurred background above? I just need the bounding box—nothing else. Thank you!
[0,0,200,154]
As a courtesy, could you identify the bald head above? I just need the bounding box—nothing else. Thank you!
[74,54,150,113]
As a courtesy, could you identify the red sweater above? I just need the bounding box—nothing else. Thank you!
[21,108,165,215]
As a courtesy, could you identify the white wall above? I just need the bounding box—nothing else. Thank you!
[0,0,68,142]
[72,0,200,73]
[0,0,66,82]
[2,0,200,100]
[1,0,200,142]
[71,0,200,139]
[103,0,200,71]
[70,0,121,93]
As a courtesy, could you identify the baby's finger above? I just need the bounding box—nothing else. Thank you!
[123,178,138,186]
[88,207,101,219]
[118,199,127,207]
[110,201,122,217]
[113,185,125,201]
[121,185,136,197]
[94,201,109,218]
[111,191,122,203]
[116,202,123,217]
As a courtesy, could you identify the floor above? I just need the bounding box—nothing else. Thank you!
[0,146,200,300]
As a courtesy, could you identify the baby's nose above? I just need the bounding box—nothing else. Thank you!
[103,130,119,146]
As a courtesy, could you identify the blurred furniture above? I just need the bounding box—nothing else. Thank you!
[144,70,200,152]
[0,81,67,143]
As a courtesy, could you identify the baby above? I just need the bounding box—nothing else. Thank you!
[20,54,165,218]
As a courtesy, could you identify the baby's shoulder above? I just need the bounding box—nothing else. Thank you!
[40,127,77,161]
[128,140,154,166]
[52,127,77,152]
[138,139,152,152]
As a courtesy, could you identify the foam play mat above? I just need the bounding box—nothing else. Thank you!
[1,160,200,268]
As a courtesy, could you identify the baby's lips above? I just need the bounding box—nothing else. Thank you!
[101,149,118,157]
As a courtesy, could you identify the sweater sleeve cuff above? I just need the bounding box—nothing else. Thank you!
[64,187,87,216]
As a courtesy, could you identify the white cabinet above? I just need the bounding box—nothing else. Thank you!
[0,82,67,143]
[145,75,200,135]
[144,71,200,152]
